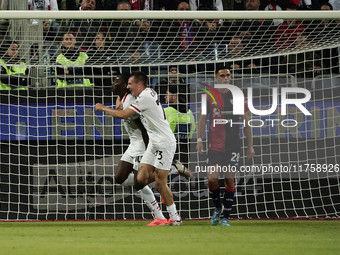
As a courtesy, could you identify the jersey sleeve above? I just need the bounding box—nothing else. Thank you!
[129,91,152,114]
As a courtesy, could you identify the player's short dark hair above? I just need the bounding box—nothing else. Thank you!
[215,66,230,75]
[130,71,148,87]
[117,73,129,84]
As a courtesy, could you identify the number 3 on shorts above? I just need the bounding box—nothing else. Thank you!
[157,151,163,160]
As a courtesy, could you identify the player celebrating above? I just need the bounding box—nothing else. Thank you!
[95,71,182,226]
[109,74,168,225]
[196,66,255,226]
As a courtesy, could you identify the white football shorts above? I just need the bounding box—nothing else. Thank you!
[140,142,176,170]
[121,145,145,171]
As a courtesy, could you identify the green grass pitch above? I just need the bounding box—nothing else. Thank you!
[1,220,339,255]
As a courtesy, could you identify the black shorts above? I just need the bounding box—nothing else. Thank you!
[207,149,241,169]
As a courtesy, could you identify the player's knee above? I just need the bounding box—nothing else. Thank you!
[155,177,167,189]
[134,181,145,191]
[114,175,125,185]
[136,175,148,187]
[207,178,218,189]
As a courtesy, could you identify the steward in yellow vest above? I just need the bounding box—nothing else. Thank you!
[164,85,195,167]
[55,33,93,88]
[164,85,195,139]
[0,42,29,90]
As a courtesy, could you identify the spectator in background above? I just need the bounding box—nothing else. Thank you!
[274,3,305,52]
[72,0,106,50]
[28,0,61,49]
[298,0,320,10]
[28,0,60,44]
[279,35,322,82]
[58,0,79,9]
[96,0,119,9]
[0,40,30,90]
[55,32,93,88]
[159,0,184,10]
[304,2,339,74]
[158,65,187,103]
[190,0,224,30]
[128,0,160,38]
[161,2,202,60]
[189,0,223,11]
[164,84,196,168]
[222,0,245,10]
[86,31,120,87]
[261,0,287,26]
[233,0,275,53]
[108,1,142,62]
[219,36,259,75]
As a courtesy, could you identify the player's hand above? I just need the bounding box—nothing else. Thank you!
[95,103,105,111]
[247,146,255,160]
[115,96,123,110]
[196,142,203,154]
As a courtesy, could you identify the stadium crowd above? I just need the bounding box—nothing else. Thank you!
[0,0,339,90]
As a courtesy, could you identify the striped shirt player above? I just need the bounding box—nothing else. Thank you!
[130,88,177,151]
[196,67,255,227]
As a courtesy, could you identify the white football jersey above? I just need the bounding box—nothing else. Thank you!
[121,92,145,155]
[129,88,176,148]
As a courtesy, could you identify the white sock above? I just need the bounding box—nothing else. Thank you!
[139,186,166,220]
[121,173,134,186]
[167,203,181,221]
[169,164,178,175]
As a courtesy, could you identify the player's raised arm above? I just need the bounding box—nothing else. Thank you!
[95,103,136,119]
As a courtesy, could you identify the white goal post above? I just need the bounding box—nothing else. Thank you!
[1,10,340,20]
[0,10,339,221]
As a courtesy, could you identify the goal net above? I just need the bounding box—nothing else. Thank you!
[0,10,339,221]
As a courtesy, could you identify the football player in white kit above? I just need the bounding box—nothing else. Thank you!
[113,74,168,225]
[95,73,183,226]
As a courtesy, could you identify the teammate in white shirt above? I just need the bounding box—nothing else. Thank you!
[95,72,182,226]
[105,74,167,226]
